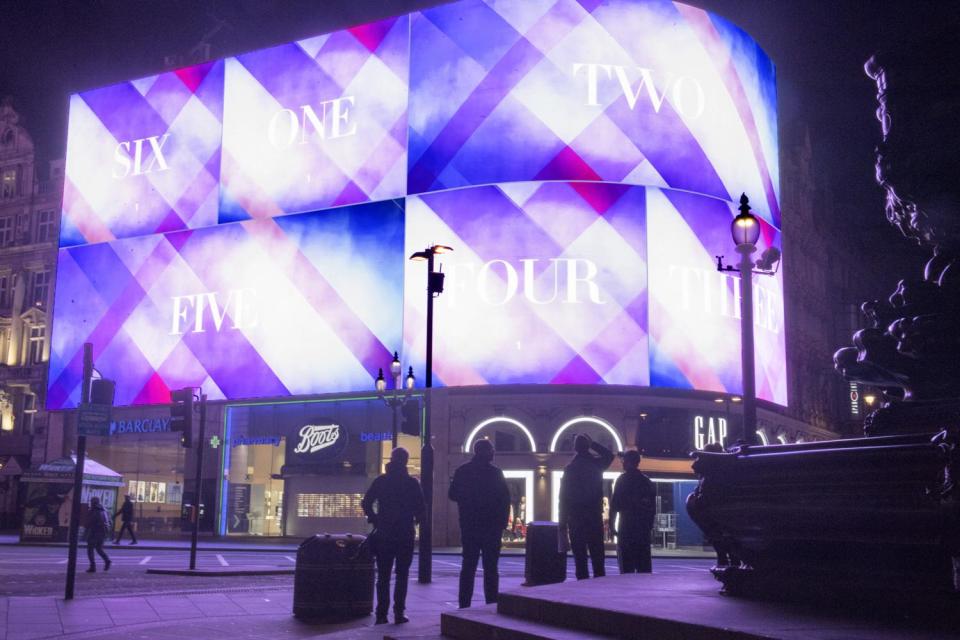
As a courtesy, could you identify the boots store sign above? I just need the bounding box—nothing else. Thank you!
[288,423,348,463]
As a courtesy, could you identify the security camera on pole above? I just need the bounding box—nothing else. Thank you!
[716,194,781,445]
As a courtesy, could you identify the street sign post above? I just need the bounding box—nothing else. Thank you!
[77,403,112,436]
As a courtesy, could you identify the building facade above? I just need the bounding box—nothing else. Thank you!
[0,100,61,528]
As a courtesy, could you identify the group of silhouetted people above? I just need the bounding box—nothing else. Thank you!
[361,436,657,624]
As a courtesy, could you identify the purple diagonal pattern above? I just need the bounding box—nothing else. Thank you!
[408,37,543,192]
[604,93,728,201]
[80,82,169,145]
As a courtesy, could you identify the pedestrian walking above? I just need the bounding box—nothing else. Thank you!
[113,494,138,544]
[361,447,425,625]
[448,439,511,608]
[84,496,111,573]
[610,449,656,573]
[559,434,614,580]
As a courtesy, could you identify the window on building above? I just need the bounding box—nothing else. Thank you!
[0,217,13,246]
[15,212,30,243]
[30,270,50,307]
[36,210,55,242]
[1,167,17,200]
[28,325,45,365]
[0,274,10,307]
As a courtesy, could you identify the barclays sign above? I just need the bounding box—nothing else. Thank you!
[109,417,171,436]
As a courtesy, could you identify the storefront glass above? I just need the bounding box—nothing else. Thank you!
[85,431,186,536]
[549,471,705,553]
[222,397,421,537]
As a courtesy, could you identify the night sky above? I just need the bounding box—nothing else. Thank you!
[1,0,956,272]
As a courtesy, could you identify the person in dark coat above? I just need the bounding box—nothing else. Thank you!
[559,433,614,580]
[448,439,511,608]
[84,496,111,573]
[113,494,138,544]
[610,449,656,573]
[361,447,425,625]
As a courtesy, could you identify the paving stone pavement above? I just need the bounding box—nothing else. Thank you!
[0,571,517,640]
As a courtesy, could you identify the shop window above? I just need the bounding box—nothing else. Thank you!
[296,493,364,518]
[463,417,536,453]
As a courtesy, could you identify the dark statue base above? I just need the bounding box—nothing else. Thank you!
[686,432,960,604]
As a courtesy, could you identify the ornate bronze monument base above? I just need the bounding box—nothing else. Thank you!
[686,35,960,604]
[687,432,958,601]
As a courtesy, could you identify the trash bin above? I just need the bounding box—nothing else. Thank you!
[524,521,567,586]
[293,533,374,621]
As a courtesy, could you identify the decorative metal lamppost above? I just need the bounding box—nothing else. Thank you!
[716,194,781,445]
[374,351,416,449]
[407,243,452,584]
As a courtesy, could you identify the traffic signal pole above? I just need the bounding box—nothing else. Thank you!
[65,343,93,600]
[189,393,206,570]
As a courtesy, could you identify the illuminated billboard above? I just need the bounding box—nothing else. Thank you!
[61,61,224,247]
[219,16,409,222]
[408,0,780,227]
[403,184,786,403]
[48,200,404,409]
[403,182,650,387]
[52,0,785,408]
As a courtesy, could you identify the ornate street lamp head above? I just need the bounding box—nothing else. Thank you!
[731,193,761,248]
[390,351,402,378]
[405,366,416,389]
[375,368,386,393]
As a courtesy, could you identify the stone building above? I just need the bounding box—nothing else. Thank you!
[0,100,61,528]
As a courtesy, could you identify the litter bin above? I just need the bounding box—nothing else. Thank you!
[524,521,567,586]
[293,533,374,621]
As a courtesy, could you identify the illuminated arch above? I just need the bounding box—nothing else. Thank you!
[463,417,537,453]
[776,434,789,445]
[755,429,770,446]
[549,416,624,453]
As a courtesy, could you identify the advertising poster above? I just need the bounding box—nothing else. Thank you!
[61,61,225,247]
[48,200,405,408]
[408,0,780,227]
[404,181,649,387]
[21,482,73,542]
[220,15,409,222]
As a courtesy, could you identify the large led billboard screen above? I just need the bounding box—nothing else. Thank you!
[408,0,780,227]
[219,16,409,223]
[61,61,224,248]
[48,201,404,409]
[51,0,785,409]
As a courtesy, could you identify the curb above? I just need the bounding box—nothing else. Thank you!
[146,567,295,577]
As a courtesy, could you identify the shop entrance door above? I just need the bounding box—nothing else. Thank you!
[502,470,533,543]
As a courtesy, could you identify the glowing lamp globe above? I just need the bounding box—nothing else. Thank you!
[731,193,761,248]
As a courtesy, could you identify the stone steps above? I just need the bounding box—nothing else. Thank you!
[440,604,611,640]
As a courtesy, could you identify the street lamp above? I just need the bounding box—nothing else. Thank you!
[716,194,781,446]
[408,243,452,584]
[374,351,416,449]
[713,395,742,449]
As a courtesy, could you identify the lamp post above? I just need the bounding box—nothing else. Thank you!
[713,395,742,449]
[375,351,416,449]
[408,243,452,584]
[716,194,781,446]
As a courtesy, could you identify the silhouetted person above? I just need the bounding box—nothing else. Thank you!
[362,447,425,625]
[84,496,111,573]
[559,434,614,579]
[610,450,656,573]
[113,494,138,544]
[449,439,511,608]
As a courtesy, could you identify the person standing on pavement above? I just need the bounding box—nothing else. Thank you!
[361,447,425,625]
[610,449,656,573]
[84,496,111,573]
[559,433,614,580]
[448,439,511,608]
[113,495,138,545]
